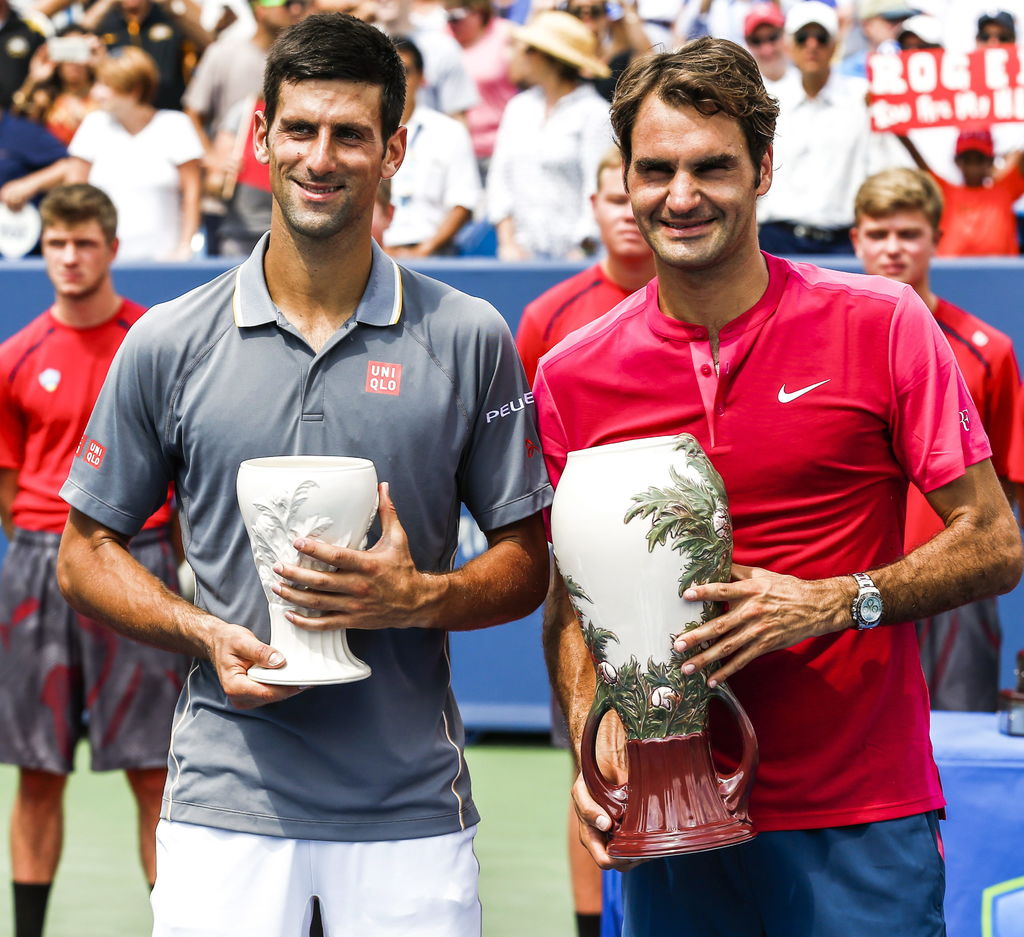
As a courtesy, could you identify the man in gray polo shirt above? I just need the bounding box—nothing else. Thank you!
[55,13,550,937]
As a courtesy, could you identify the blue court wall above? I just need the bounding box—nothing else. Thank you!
[1,256,1022,730]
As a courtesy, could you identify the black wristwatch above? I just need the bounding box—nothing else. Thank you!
[851,572,883,630]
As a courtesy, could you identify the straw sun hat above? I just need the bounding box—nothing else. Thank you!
[512,10,612,79]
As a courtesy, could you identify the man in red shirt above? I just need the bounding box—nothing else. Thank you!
[851,166,1023,711]
[0,185,188,937]
[516,147,655,385]
[535,38,1022,937]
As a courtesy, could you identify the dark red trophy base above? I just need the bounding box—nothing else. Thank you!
[606,734,756,859]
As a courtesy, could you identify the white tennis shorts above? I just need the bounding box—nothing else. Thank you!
[150,819,481,937]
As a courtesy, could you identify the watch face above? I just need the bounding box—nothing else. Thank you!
[860,594,883,624]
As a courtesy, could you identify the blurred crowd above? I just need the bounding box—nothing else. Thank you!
[1,0,1024,260]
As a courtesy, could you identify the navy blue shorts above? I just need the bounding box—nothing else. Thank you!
[618,811,946,937]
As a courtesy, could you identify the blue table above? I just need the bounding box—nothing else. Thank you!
[932,711,1024,937]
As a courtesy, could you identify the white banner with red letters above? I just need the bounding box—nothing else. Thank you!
[868,46,1024,134]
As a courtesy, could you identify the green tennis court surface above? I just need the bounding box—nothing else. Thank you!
[0,737,574,936]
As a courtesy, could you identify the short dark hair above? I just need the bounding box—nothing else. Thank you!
[611,38,779,178]
[392,35,424,77]
[40,184,118,243]
[263,13,406,140]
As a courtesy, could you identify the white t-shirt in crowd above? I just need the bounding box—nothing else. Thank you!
[384,104,482,249]
[487,84,612,259]
[757,72,876,229]
[69,109,204,260]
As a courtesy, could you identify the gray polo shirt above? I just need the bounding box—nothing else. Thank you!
[61,236,552,842]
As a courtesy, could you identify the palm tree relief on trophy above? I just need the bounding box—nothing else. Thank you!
[247,479,337,615]
[571,434,733,741]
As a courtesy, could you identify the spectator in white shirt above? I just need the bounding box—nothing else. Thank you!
[385,36,481,256]
[757,0,877,254]
[67,48,204,260]
[486,10,613,259]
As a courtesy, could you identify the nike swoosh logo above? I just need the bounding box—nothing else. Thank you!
[778,379,830,403]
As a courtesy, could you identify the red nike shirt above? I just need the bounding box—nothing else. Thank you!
[534,253,989,831]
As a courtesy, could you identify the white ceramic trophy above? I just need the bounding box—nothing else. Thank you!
[551,434,757,857]
[236,456,378,686]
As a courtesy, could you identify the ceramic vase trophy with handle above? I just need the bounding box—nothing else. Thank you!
[236,455,379,686]
[550,434,758,858]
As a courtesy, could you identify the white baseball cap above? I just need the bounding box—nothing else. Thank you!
[898,14,943,46]
[785,1,840,37]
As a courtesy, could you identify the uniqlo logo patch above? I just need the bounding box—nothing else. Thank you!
[365,361,402,396]
[83,439,105,469]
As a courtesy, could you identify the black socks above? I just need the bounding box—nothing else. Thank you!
[13,881,52,937]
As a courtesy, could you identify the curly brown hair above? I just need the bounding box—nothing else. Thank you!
[611,38,779,180]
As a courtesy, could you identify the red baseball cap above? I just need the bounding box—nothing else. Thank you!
[744,3,785,37]
[956,129,995,158]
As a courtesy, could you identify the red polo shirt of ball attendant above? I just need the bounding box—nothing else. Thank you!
[904,298,1021,552]
[533,253,991,832]
[517,264,639,386]
[0,300,171,534]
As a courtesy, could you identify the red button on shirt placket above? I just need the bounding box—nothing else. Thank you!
[691,340,724,446]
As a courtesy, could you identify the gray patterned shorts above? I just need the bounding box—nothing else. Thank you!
[0,527,190,773]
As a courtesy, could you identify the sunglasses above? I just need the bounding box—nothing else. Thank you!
[747,30,782,47]
[256,0,308,7]
[446,6,471,21]
[978,29,1014,42]
[567,4,607,19]
[794,27,831,46]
